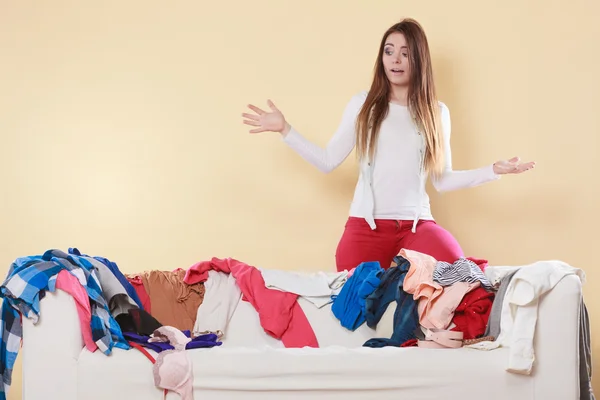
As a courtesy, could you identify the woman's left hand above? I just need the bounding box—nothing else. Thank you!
[493,156,536,175]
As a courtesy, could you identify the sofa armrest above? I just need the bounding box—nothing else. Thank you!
[533,273,582,400]
[22,290,83,400]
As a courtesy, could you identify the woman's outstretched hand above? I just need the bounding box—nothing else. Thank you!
[242,100,291,135]
[493,156,536,175]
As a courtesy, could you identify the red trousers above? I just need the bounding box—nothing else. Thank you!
[334,217,464,272]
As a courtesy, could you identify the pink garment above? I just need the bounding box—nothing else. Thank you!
[346,267,356,278]
[183,257,240,285]
[150,326,194,400]
[401,249,479,330]
[186,257,319,348]
[55,270,97,352]
[229,262,319,348]
[426,281,481,329]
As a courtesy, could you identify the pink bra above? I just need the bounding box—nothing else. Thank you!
[147,326,194,400]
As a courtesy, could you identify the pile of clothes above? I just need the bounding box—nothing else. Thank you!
[0,248,221,400]
[331,249,495,348]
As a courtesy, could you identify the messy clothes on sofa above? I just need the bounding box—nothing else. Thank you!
[0,247,593,400]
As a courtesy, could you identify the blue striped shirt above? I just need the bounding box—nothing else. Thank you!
[0,249,129,400]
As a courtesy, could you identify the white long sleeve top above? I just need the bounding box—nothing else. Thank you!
[282,91,500,231]
[482,261,586,375]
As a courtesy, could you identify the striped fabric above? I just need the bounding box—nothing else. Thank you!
[432,258,493,290]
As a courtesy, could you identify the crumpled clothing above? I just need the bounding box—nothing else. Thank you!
[126,270,204,332]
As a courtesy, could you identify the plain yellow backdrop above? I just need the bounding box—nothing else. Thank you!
[1,1,598,398]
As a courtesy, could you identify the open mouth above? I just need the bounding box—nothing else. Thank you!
[390,68,404,73]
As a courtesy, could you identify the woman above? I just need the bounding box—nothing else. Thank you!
[241,18,535,272]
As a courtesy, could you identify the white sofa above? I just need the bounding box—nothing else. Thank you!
[21,270,584,400]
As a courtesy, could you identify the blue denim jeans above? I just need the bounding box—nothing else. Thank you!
[363,256,419,347]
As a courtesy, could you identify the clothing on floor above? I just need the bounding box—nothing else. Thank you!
[331,261,384,331]
[55,270,97,352]
[450,286,494,340]
[0,250,129,400]
[334,217,465,273]
[401,249,479,330]
[68,248,144,310]
[229,260,319,348]
[129,270,205,332]
[260,268,349,308]
[126,274,152,314]
[433,257,493,290]
[362,256,420,348]
[484,270,518,338]
[192,270,241,339]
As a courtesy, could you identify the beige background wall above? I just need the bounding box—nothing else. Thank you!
[1,1,598,398]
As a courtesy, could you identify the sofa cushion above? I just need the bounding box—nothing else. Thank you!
[77,343,534,400]
[75,295,537,399]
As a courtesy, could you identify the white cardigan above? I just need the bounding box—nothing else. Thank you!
[282,91,500,231]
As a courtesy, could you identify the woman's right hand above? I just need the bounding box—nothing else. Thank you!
[242,100,290,135]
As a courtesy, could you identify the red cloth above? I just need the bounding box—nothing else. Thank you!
[183,257,240,284]
[466,257,488,272]
[450,287,494,340]
[126,275,152,314]
[185,257,319,348]
[400,339,418,347]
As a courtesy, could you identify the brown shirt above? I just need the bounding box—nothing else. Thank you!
[127,269,204,332]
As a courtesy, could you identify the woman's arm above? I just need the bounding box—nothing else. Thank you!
[281,92,366,173]
[431,102,501,192]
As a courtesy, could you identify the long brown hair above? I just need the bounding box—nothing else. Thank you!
[355,18,444,177]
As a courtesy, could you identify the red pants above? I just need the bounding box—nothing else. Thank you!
[334,217,464,272]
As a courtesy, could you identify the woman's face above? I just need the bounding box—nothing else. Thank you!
[382,32,410,87]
